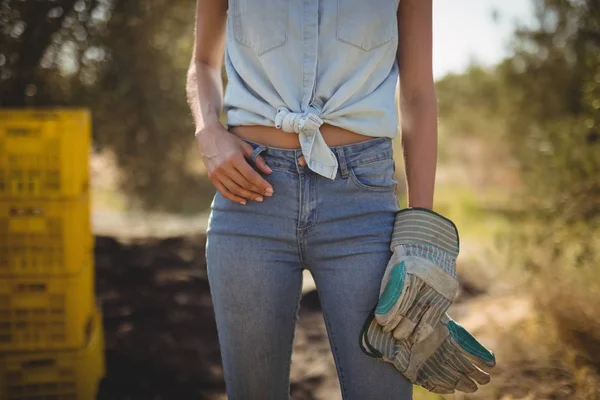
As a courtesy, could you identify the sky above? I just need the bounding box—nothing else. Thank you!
[432,0,535,79]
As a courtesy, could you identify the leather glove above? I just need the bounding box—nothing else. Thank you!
[361,311,496,394]
[375,207,460,343]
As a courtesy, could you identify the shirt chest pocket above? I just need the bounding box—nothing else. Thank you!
[336,0,398,51]
[231,0,289,56]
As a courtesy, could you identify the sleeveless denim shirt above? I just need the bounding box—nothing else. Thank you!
[223,0,400,180]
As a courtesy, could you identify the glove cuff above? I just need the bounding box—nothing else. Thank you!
[391,207,459,258]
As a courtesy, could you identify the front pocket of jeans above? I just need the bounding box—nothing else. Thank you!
[348,157,398,192]
[232,0,288,56]
[336,0,397,51]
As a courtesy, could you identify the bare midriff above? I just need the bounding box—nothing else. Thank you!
[230,124,374,148]
[230,124,373,166]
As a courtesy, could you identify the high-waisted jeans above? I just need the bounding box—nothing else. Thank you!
[205,136,413,399]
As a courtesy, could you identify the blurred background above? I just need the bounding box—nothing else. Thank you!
[0,0,599,398]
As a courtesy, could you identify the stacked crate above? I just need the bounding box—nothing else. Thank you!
[0,109,105,400]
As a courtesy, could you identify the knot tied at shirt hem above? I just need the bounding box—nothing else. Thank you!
[274,106,339,180]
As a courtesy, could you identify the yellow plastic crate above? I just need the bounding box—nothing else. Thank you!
[0,198,93,277]
[0,109,90,199]
[0,266,95,351]
[0,308,105,400]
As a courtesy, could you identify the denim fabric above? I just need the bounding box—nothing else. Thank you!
[223,0,401,180]
[205,137,413,399]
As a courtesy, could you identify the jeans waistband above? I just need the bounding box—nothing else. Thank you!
[241,136,394,176]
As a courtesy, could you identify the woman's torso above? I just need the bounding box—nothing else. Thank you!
[224,0,400,175]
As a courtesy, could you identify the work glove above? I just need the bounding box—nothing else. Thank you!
[375,207,460,343]
[361,311,496,394]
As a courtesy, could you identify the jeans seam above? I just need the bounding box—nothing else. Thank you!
[318,292,348,399]
[283,282,303,399]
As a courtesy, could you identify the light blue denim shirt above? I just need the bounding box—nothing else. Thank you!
[223,0,400,180]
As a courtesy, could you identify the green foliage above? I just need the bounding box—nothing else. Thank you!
[500,0,600,223]
[85,0,214,213]
[436,64,510,139]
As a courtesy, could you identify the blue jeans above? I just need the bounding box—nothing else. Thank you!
[205,136,413,399]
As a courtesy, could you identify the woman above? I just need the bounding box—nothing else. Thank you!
[186,1,437,398]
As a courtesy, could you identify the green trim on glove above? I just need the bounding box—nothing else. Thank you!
[375,260,406,315]
[447,320,496,365]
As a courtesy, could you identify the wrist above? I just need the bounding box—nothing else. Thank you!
[407,195,434,210]
[194,119,224,138]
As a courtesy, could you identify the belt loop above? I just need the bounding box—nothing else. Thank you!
[335,147,349,179]
[251,144,268,163]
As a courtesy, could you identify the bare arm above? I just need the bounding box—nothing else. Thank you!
[397,0,437,209]
[186,0,273,204]
[186,0,226,136]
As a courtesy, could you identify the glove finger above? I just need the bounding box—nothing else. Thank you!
[468,365,491,385]
[462,349,496,374]
[375,258,407,327]
[447,351,491,384]
[424,353,479,394]
[411,322,434,345]
[454,374,478,393]
[416,366,457,394]
[434,334,492,385]
[446,319,496,371]
[434,339,487,383]
[394,283,447,342]
[419,353,464,389]
[431,385,456,394]
[392,317,417,341]
[420,380,455,394]
[410,295,450,344]
[411,287,452,343]
[376,272,423,331]
[391,288,435,341]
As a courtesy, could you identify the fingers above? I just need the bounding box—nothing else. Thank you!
[210,152,274,203]
[417,378,455,394]
[213,181,247,205]
[467,365,491,385]
[239,141,273,175]
[454,375,478,393]
[430,385,455,394]
[254,154,273,174]
[392,285,430,341]
[219,175,262,203]
[444,347,491,385]
[393,317,417,341]
[461,348,496,373]
[446,320,497,371]
[410,297,450,344]
[224,165,265,201]
[375,259,410,330]
[231,153,274,196]
[421,352,479,394]
[376,273,424,333]
[411,322,434,344]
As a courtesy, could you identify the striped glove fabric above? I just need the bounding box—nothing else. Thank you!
[360,312,496,394]
[375,208,460,344]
